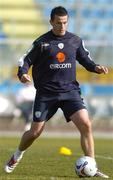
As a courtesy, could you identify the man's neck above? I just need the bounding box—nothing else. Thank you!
[51,29,66,37]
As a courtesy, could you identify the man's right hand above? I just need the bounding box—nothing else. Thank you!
[20,74,31,83]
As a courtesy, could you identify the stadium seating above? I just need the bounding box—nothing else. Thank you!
[97,0,113,3]
[0,0,112,41]
[82,0,113,3]
[105,9,113,18]
[3,24,47,38]
[79,21,97,38]
[34,0,113,42]
[0,9,41,22]
[0,0,33,6]
[0,0,48,39]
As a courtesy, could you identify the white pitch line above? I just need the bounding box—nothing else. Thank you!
[76,153,113,161]
[96,155,113,161]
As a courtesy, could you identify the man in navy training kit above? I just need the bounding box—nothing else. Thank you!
[5,6,109,178]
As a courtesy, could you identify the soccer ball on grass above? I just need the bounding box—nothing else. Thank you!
[75,156,97,177]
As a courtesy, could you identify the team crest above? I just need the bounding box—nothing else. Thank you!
[58,43,64,49]
[35,111,41,118]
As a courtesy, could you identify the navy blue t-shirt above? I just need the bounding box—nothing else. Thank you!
[18,30,98,93]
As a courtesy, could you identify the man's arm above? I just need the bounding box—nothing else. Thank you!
[76,40,108,74]
[17,42,40,83]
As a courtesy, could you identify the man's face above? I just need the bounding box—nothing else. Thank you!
[50,15,68,36]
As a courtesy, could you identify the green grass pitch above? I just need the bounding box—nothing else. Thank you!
[0,137,113,180]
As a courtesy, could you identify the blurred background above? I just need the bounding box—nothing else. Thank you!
[0,0,113,135]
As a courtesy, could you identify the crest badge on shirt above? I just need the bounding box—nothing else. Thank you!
[58,43,64,49]
[35,111,41,118]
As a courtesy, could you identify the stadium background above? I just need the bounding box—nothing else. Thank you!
[0,0,113,135]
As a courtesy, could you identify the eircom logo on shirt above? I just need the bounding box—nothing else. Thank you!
[50,51,72,69]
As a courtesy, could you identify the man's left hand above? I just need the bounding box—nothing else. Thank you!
[95,65,108,74]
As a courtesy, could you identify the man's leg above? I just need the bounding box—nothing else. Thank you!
[70,109,109,178]
[19,121,45,151]
[70,109,94,158]
[5,121,45,173]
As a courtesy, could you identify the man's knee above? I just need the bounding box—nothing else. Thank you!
[85,120,92,130]
[29,121,45,139]
[81,119,92,134]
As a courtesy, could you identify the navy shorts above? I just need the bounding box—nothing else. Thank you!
[33,89,86,122]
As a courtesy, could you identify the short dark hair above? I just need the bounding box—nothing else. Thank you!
[50,6,68,21]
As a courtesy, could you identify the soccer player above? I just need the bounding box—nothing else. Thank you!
[5,6,109,178]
